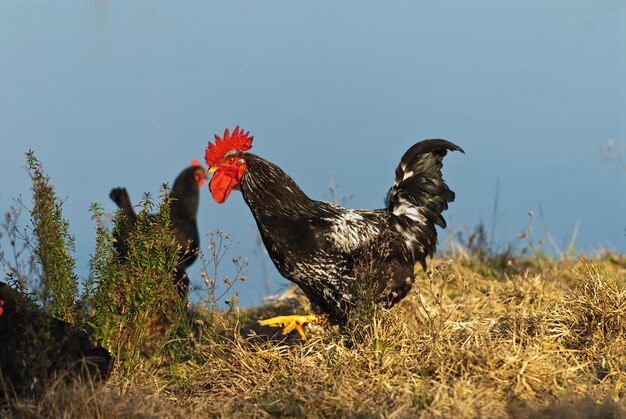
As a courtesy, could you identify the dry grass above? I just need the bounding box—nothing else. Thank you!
[3,255,626,418]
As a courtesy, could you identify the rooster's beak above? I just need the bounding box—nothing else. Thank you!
[208,167,218,174]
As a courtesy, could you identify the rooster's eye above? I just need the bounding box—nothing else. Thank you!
[236,159,245,167]
[228,157,235,163]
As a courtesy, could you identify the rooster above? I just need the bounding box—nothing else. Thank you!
[109,161,207,296]
[205,127,463,338]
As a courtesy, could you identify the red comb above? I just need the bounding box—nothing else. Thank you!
[205,126,253,167]
[190,158,203,168]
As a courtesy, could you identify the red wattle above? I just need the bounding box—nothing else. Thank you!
[209,171,237,203]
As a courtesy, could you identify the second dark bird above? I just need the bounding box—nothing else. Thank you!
[109,161,207,297]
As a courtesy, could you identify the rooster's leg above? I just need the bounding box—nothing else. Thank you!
[257,314,322,340]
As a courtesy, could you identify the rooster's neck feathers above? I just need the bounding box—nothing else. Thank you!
[240,154,317,216]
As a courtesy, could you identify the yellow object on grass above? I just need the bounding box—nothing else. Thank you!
[258,314,323,340]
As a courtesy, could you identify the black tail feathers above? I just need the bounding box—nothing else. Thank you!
[385,138,463,262]
[109,187,133,213]
[386,139,463,227]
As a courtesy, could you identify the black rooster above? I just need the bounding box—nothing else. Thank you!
[109,161,207,296]
[205,127,463,337]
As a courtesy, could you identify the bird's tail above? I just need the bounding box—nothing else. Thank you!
[109,187,137,258]
[385,139,464,262]
[109,187,136,219]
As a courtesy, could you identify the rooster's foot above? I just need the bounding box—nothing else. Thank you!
[257,314,322,340]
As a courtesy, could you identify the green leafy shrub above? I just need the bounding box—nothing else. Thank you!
[26,150,79,325]
[88,189,182,372]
